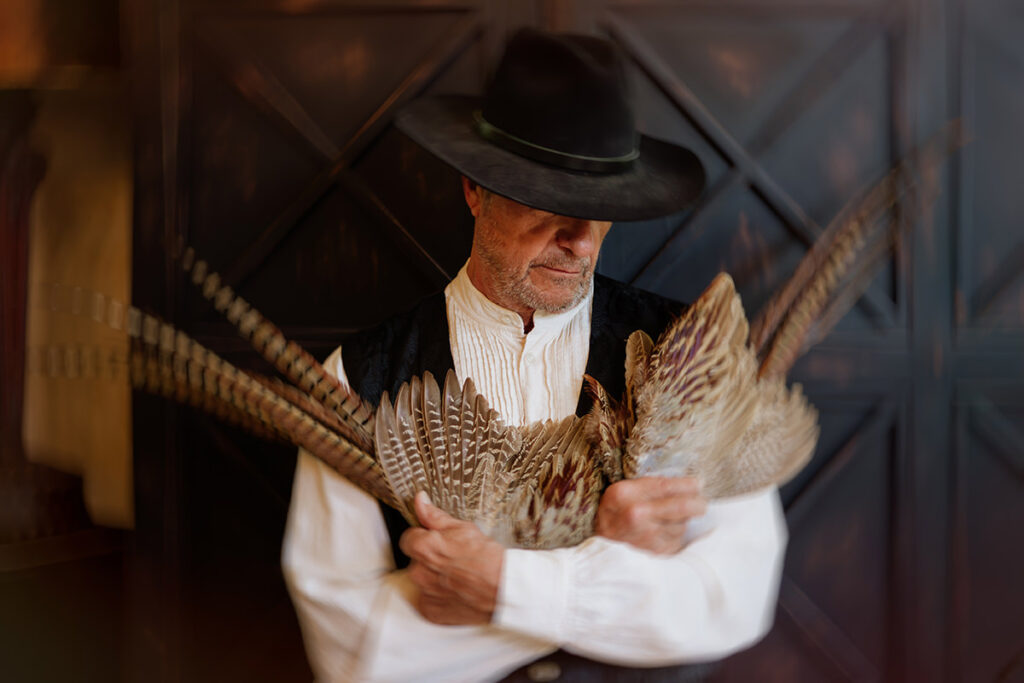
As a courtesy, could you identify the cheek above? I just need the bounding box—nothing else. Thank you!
[502,224,553,268]
[478,218,533,275]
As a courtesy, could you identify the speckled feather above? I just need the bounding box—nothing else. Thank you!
[373,370,598,548]
[50,291,401,507]
[624,273,761,480]
[181,249,378,452]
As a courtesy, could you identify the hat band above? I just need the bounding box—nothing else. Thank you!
[473,111,638,174]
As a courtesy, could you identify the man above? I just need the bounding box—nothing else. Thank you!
[283,29,787,682]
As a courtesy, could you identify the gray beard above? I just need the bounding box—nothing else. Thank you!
[477,243,593,314]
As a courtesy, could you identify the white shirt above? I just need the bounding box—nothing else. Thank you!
[282,264,788,682]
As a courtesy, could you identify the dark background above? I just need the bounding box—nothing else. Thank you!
[2,0,1023,681]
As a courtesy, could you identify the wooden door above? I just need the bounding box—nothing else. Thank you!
[127,0,1024,680]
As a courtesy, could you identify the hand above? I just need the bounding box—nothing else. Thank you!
[399,492,504,625]
[595,477,707,554]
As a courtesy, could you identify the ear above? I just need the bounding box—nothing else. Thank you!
[462,175,484,218]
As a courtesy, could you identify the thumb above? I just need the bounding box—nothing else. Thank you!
[414,491,461,530]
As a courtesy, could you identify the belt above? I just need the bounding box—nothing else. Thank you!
[498,649,716,683]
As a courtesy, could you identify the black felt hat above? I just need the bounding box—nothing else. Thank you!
[396,28,705,221]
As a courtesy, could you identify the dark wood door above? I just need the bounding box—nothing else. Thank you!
[128,0,1024,680]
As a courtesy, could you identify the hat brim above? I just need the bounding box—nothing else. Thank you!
[395,95,706,222]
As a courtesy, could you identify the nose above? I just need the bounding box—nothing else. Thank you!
[554,219,603,258]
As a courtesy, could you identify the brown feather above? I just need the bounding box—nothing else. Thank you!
[181,249,377,452]
[625,273,759,480]
[752,121,966,378]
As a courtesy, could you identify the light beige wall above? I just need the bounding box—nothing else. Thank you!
[22,83,134,529]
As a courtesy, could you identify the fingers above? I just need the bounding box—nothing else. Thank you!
[399,526,447,567]
[399,498,504,625]
[595,476,707,554]
[414,491,463,531]
[601,477,705,514]
[643,492,707,524]
[617,476,702,500]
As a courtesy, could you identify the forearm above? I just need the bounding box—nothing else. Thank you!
[286,566,553,682]
[282,450,392,681]
[493,487,788,666]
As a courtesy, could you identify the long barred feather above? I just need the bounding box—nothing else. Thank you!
[153,330,398,507]
[442,372,466,516]
[376,391,418,521]
[180,249,377,452]
[393,382,431,514]
[458,380,482,511]
[423,374,451,511]
[38,283,397,507]
[799,219,897,353]
[28,342,291,443]
[748,168,905,360]
[407,376,434,502]
[751,122,965,378]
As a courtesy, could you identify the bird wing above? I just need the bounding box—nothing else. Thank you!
[625,273,760,480]
[505,416,601,550]
[695,377,819,498]
[373,369,601,549]
[581,328,654,483]
[581,374,626,482]
[375,370,523,533]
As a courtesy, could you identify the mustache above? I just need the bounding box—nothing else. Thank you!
[531,256,591,273]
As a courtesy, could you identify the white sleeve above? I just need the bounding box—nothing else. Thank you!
[494,486,788,666]
[281,349,555,683]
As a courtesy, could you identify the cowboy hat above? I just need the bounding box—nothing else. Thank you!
[395,28,706,221]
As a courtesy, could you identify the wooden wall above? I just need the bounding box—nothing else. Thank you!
[8,0,1018,680]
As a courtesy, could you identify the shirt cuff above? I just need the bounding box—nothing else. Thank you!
[493,547,571,644]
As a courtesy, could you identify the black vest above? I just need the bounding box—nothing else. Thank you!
[342,275,713,682]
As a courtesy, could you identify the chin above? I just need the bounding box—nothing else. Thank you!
[531,285,588,314]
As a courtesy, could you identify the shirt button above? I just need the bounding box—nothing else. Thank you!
[526,661,561,682]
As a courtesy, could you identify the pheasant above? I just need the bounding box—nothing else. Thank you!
[35,123,962,550]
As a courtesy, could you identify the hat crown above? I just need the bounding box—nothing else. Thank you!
[480,29,637,165]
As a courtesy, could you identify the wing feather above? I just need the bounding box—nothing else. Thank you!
[626,273,759,479]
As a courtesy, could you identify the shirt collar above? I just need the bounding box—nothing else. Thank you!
[446,262,593,341]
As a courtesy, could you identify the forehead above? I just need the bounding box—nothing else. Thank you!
[477,192,558,240]
[482,190,614,228]
[484,189,552,217]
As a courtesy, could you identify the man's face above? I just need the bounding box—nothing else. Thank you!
[464,179,612,320]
